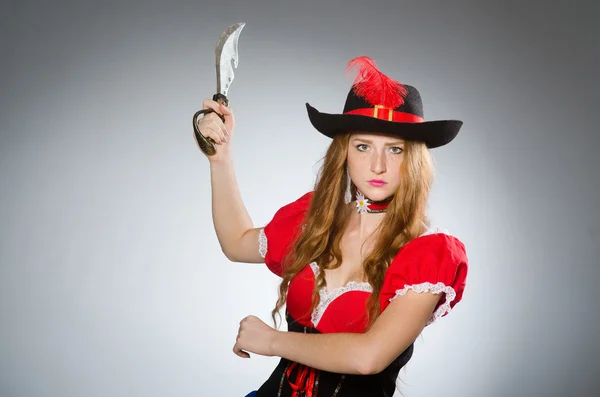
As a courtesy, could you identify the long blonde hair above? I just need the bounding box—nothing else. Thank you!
[271,132,434,328]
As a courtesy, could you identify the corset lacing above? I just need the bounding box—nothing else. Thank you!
[277,325,345,397]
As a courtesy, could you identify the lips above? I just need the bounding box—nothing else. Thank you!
[368,179,387,187]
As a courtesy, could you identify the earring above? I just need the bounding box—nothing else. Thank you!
[344,166,352,204]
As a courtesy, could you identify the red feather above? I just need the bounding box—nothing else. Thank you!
[346,56,407,108]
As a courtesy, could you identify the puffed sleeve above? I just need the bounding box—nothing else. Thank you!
[258,192,313,277]
[379,231,468,326]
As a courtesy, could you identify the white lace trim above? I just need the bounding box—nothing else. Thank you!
[309,262,373,326]
[390,282,456,326]
[258,228,267,258]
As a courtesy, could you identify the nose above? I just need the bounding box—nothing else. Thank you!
[370,151,387,174]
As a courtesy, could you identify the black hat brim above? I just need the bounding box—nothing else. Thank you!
[306,103,462,148]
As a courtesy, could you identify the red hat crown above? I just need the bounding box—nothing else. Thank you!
[343,56,424,123]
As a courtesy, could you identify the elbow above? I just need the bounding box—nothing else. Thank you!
[354,343,387,375]
[219,242,236,261]
[355,358,384,376]
[354,335,406,375]
[221,247,237,262]
[222,246,250,263]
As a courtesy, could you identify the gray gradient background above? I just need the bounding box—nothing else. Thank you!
[1,1,598,396]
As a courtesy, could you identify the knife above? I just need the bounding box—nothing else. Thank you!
[193,22,245,156]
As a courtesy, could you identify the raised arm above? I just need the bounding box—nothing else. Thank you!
[195,98,264,264]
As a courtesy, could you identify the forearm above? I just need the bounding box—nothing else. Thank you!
[266,294,435,375]
[271,331,373,375]
[210,158,253,260]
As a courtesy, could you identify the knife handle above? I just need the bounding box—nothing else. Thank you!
[193,93,228,156]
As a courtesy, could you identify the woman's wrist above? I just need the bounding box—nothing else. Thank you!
[269,329,284,357]
[208,153,234,168]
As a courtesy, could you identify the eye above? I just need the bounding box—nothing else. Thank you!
[356,144,369,152]
[389,146,404,154]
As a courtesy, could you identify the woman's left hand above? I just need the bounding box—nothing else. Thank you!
[233,315,278,358]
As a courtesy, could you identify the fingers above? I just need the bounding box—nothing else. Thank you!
[207,116,229,143]
[201,99,233,122]
[233,316,251,359]
[201,98,223,113]
[233,342,250,358]
[196,113,229,144]
[202,98,235,130]
[198,98,234,142]
[219,102,233,116]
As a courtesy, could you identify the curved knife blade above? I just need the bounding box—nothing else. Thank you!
[215,22,245,97]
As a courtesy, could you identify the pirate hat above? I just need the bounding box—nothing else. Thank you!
[306,56,463,148]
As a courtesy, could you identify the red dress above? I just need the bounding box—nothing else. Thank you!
[255,192,468,397]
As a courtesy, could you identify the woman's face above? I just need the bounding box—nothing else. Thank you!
[346,131,405,202]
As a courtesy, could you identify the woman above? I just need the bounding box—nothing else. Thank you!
[195,56,468,397]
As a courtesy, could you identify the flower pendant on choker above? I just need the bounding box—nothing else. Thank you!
[355,192,392,214]
[356,193,369,214]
